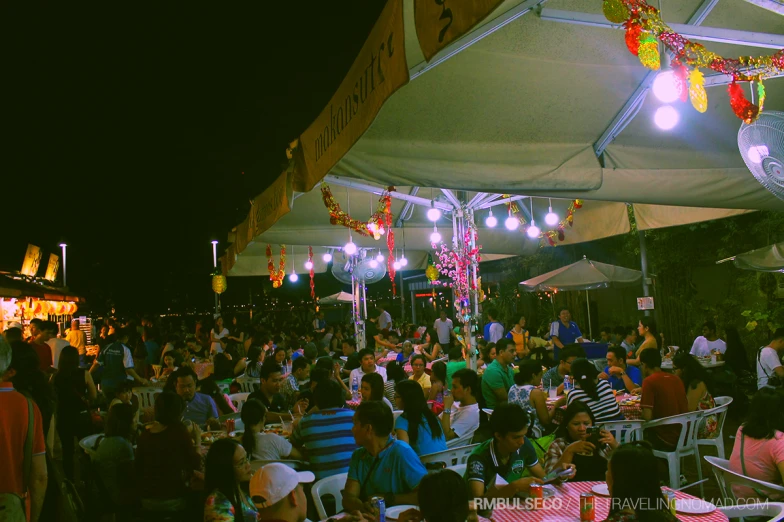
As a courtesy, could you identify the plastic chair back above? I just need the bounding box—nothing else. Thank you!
[228,392,249,410]
[705,456,784,502]
[132,387,162,410]
[311,472,348,520]
[420,443,480,467]
[719,502,784,521]
[599,419,644,444]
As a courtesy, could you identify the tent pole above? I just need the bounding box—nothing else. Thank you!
[638,230,652,317]
[585,289,592,341]
[399,270,405,322]
[411,290,417,324]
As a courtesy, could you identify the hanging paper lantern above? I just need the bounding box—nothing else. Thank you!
[33,301,43,315]
[624,20,641,56]
[56,302,67,315]
[728,81,759,124]
[603,0,629,23]
[425,254,439,282]
[211,269,227,294]
[638,33,660,70]
[688,69,707,113]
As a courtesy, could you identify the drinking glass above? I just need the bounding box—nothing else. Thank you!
[282,420,293,436]
[548,387,558,399]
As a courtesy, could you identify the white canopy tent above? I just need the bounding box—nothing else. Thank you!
[717,241,784,272]
[319,291,355,305]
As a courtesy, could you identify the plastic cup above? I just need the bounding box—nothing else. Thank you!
[282,420,293,436]
[548,387,558,399]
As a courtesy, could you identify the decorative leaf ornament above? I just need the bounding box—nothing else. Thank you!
[688,68,707,113]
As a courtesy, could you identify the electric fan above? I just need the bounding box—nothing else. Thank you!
[330,252,387,284]
[738,110,784,202]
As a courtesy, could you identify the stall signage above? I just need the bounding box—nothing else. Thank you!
[414,0,504,61]
[20,244,42,277]
[636,297,655,310]
[44,254,59,282]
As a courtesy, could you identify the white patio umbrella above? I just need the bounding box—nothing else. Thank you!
[717,242,784,272]
[519,256,643,339]
[319,291,355,305]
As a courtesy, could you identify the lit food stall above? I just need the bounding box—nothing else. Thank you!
[0,272,84,336]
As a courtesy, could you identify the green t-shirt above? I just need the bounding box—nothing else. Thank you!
[464,438,539,493]
[446,361,467,390]
[482,360,515,409]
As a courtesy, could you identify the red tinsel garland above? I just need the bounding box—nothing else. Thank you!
[728,81,760,124]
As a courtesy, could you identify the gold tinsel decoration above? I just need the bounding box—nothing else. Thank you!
[211,270,227,294]
[603,0,629,23]
[637,33,660,70]
[688,68,707,113]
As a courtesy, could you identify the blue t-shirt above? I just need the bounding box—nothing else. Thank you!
[347,438,427,500]
[183,392,219,425]
[603,364,642,391]
[395,415,447,456]
[550,321,582,361]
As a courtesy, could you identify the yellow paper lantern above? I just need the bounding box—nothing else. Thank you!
[212,271,227,294]
[602,0,629,23]
[689,68,708,113]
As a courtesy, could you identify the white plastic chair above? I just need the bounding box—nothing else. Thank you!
[228,392,249,410]
[236,377,259,393]
[481,408,493,417]
[599,420,644,444]
[447,430,476,448]
[393,410,404,422]
[132,387,162,410]
[643,411,704,497]
[79,434,103,459]
[705,456,784,502]
[697,396,733,459]
[311,472,348,521]
[447,463,467,476]
[720,502,784,521]
[420,443,480,468]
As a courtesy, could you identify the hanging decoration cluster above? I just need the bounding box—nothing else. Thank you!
[266,244,286,288]
[211,269,227,295]
[430,227,481,310]
[425,253,439,297]
[321,183,398,294]
[605,0,783,123]
[308,246,315,299]
[508,199,584,246]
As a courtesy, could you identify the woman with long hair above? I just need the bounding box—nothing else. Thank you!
[94,402,137,510]
[384,361,408,405]
[508,359,554,438]
[672,352,717,438]
[605,442,678,521]
[544,402,618,481]
[204,438,258,522]
[729,387,784,500]
[210,316,229,355]
[428,361,447,406]
[420,329,442,362]
[361,372,394,410]
[723,325,751,375]
[199,377,236,416]
[240,399,301,461]
[53,345,97,479]
[394,380,447,456]
[627,317,658,366]
[477,342,496,370]
[566,358,624,422]
[238,345,264,378]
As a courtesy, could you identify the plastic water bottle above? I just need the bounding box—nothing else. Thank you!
[564,374,572,392]
[351,375,360,400]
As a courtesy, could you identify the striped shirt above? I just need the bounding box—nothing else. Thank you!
[290,407,357,480]
[565,379,623,422]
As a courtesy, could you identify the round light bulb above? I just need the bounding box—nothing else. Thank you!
[748,145,769,164]
[289,272,299,282]
[486,213,497,227]
[430,231,442,243]
[369,259,378,268]
[427,207,441,222]
[654,105,679,130]
[393,261,402,270]
[379,225,385,235]
[527,222,541,238]
[344,241,357,255]
[652,71,680,103]
[322,253,332,263]
[375,252,385,263]
[400,256,408,267]
[367,222,377,233]
[304,260,314,270]
[545,209,559,226]
[505,216,519,231]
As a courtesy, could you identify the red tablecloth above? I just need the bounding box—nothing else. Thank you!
[487,481,728,522]
[192,362,214,380]
[551,394,642,424]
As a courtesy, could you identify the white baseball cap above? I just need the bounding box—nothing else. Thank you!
[250,463,315,509]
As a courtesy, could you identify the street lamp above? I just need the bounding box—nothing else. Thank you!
[59,243,67,287]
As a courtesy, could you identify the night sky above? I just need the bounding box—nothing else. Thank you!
[3,2,386,314]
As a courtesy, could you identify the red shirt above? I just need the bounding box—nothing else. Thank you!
[31,343,53,372]
[641,371,688,446]
[0,383,47,496]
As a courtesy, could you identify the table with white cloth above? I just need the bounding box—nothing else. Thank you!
[486,481,728,522]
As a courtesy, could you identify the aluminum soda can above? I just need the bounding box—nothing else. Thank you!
[370,496,386,522]
[580,492,595,521]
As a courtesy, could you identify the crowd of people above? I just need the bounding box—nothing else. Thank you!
[0,304,783,522]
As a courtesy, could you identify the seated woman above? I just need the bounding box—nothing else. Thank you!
[672,352,717,439]
[508,359,555,438]
[160,353,178,378]
[94,402,137,510]
[626,318,658,367]
[136,391,202,513]
[384,362,407,405]
[428,361,447,410]
[729,387,784,501]
[396,340,415,364]
[204,438,258,522]
[567,358,624,422]
[544,402,619,482]
[362,372,395,410]
[213,352,236,381]
[477,342,496,370]
[604,441,678,521]
[240,399,302,461]
[236,344,264,378]
[419,329,443,362]
[109,380,140,431]
[394,380,447,456]
[199,377,236,416]
[409,354,432,396]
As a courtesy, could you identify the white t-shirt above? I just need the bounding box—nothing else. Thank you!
[449,402,480,438]
[690,336,727,357]
[757,346,783,389]
[210,328,229,354]
[378,311,392,331]
[349,365,388,384]
[48,338,70,369]
[251,432,293,460]
[434,318,453,345]
[487,322,504,344]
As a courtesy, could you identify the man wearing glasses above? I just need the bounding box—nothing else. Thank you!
[541,344,585,395]
[172,367,220,429]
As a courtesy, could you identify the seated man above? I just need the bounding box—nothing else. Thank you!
[440,368,480,441]
[465,403,573,503]
[171,366,220,429]
[689,321,727,357]
[343,401,427,516]
[640,349,688,450]
[542,344,585,395]
[349,348,388,385]
[252,463,314,522]
[249,361,306,421]
[599,345,642,392]
[481,338,516,409]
